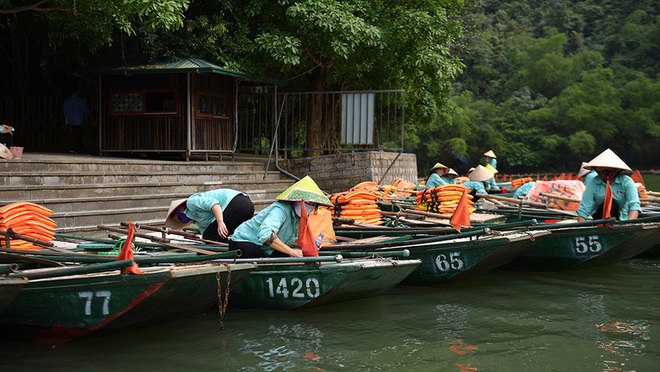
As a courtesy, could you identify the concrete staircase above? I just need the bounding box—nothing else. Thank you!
[1,153,295,235]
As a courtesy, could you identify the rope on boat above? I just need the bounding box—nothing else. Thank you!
[215,264,232,331]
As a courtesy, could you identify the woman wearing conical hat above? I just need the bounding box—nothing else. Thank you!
[482,150,500,191]
[461,165,492,199]
[230,176,333,258]
[425,162,450,188]
[577,149,641,222]
[165,189,254,243]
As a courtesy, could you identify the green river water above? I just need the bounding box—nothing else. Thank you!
[0,175,658,371]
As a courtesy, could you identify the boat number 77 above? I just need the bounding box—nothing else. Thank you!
[266,277,321,299]
[574,235,602,254]
[435,252,464,271]
[78,290,112,316]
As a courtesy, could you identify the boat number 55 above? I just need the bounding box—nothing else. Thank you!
[435,252,464,271]
[78,291,112,316]
[574,235,602,254]
[266,277,321,299]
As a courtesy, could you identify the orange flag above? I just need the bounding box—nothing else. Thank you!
[631,170,644,186]
[602,181,613,220]
[450,189,471,232]
[298,202,319,257]
[118,220,142,274]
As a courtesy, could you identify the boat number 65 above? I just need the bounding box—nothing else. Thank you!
[435,252,464,271]
[574,235,602,254]
[78,290,112,316]
[266,277,321,299]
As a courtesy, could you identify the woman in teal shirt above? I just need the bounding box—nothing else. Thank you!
[230,176,333,258]
[166,188,254,243]
[577,149,641,221]
[425,162,450,188]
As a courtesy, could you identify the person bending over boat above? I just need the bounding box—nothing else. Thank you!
[165,189,254,243]
[577,149,641,222]
[483,150,501,192]
[229,176,333,258]
[425,162,451,188]
[513,181,536,199]
[462,165,492,200]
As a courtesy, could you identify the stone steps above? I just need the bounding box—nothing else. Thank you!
[1,153,294,236]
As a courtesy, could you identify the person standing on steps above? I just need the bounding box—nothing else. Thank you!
[63,84,90,154]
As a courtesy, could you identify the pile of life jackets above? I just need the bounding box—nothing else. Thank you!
[328,181,386,225]
[0,202,56,249]
[415,185,476,215]
[390,178,417,197]
[510,177,535,188]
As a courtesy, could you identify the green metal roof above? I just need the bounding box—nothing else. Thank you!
[76,57,281,84]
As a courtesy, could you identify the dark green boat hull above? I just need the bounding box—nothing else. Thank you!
[229,259,420,310]
[0,263,255,343]
[387,231,548,285]
[503,223,660,270]
[0,277,27,313]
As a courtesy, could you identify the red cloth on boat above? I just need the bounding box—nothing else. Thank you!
[603,180,613,220]
[298,202,318,257]
[450,189,472,232]
[118,220,142,274]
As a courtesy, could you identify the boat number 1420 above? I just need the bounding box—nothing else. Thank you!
[266,277,321,299]
[574,235,602,254]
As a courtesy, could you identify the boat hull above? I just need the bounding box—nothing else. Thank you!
[0,263,255,343]
[503,223,660,271]
[229,259,420,310]
[389,231,548,285]
[0,277,27,313]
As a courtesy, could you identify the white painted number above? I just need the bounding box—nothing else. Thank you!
[78,290,112,316]
[435,252,465,271]
[266,277,321,299]
[574,235,602,254]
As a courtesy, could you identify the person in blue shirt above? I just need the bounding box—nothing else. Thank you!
[462,166,493,200]
[483,150,500,191]
[577,149,641,221]
[444,168,459,185]
[230,176,333,258]
[166,189,254,243]
[63,86,90,153]
[513,181,537,199]
[425,162,450,188]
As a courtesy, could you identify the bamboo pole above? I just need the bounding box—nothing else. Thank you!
[538,192,581,203]
[8,260,134,280]
[123,222,228,247]
[97,225,217,255]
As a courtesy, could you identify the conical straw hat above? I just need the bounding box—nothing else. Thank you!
[276,176,333,206]
[165,198,191,230]
[483,150,496,158]
[0,143,14,160]
[577,162,591,178]
[583,148,632,172]
[447,168,459,177]
[430,162,448,171]
[484,163,499,174]
[468,165,494,182]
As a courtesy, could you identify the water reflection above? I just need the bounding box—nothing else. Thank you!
[0,259,659,370]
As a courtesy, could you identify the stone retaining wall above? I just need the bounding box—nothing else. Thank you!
[285,151,417,193]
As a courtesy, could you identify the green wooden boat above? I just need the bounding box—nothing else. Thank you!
[0,262,256,343]
[327,230,550,285]
[217,257,421,311]
[0,277,27,313]
[503,221,660,270]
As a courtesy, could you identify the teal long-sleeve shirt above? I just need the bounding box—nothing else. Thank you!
[426,173,450,188]
[462,181,487,195]
[231,201,299,256]
[513,181,536,199]
[577,174,641,220]
[184,189,243,234]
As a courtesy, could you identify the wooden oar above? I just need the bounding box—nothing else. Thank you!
[122,222,228,247]
[0,251,65,267]
[97,225,217,255]
[476,193,548,208]
[322,228,490,251]
[538,192,581,203]
[1,228,54,248]
[8,260,134,280]
[211,255,344,264]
